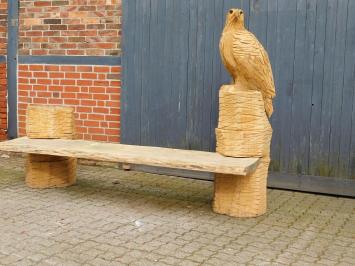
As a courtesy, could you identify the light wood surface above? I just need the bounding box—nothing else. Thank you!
[220,8,276,118]
[26,155,77,189]
[216,85,272,158]
[26,105,76,139]
[217,86,266,131]
[215,9,276,217]
[25,105,77,188]
[214,87,273,217]
[216,128,270,158]
[214,145,272,217]
[0,137,260,176]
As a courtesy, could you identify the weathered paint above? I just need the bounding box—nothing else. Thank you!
[121,0,355,186]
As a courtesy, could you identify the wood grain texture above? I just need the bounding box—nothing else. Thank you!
[309,0,328,176]
[215,13,274,216]
[219,8,275,118]
[214,157,270,217]
[318,0,338,177]
[216,85,272,158]
[26,105,77,189]
[342,0,355,178]
[214,85,272,217]
[218,86,267,131]
[26,155,77,189]
[26,105,76,140]
[330,0,350,177]
[289,0,314,175]
[0,137,260,176]
[214,125,272,217]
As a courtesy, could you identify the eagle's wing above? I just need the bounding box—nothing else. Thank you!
[219,37,227,72]
[219,35,233,80]
[232,31,276,99]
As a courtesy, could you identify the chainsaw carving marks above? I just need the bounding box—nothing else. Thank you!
[219,8,276,118]
[214,9,275,218]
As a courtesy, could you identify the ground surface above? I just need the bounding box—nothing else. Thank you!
[0,155,354,266]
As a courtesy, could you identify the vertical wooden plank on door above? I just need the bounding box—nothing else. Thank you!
[340,0,355,178]
[121,0,139,144]
[299,0,317,175]
[209,0,226,151]
[160,0,176,148]
[144,0,165,147]
[186,0,199,150]
[329,0,349,178]
[170,0,189,148]
[289,0,306,174]
[276,0,297,173]
[195,0,206,150]
[121,0,128,143]
[318,0,338,177]
[140,0,152,146]
[309,0,327,176]
[201,0,215,151]
[157,0,171,148]
[186,0,209,151]
[249,0,268,46]
[352,90,355,179]
[267,0,279,172]
[289,0,314,175]
[7,0,18,139]
[350,0,355,178]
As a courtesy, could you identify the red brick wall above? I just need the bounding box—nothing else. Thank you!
[17,0,122,142]
[0,0,7,140]
[18,64,121,142]
[19,0,121,56]
[0,0,7,54]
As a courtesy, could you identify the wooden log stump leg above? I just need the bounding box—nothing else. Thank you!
[26,154,77,189]
[213,157,270,218]
[213,123,272,218]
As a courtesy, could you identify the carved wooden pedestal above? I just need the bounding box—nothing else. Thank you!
[26,105,77,189]
[213,85,272,217]
[26,155,77,189]
[26,105,76,139]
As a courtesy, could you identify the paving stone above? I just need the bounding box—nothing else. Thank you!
[291,261,316,266]
[0,155,354,265]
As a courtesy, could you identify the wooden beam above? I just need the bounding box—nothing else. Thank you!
[0,137,260,176]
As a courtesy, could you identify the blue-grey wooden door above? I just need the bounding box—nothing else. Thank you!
[121,0,355,186]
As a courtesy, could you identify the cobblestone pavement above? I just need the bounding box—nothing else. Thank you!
[0,155,354,266]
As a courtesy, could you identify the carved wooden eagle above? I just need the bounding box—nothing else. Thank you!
[220,8,276,118]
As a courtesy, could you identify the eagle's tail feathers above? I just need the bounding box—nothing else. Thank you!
[264,97,273,118]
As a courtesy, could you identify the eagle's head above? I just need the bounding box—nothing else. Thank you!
[225,9,244,29]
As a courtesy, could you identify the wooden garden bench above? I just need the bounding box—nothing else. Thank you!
[0,137,260,176]
[0,85,273,219]
[0,137,261,218]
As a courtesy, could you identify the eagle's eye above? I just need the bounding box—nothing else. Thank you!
[229,10,233,14]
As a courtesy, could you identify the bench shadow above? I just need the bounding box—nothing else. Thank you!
[60,166,215,213]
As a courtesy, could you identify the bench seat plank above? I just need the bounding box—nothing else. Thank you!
[0,137,260,176]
